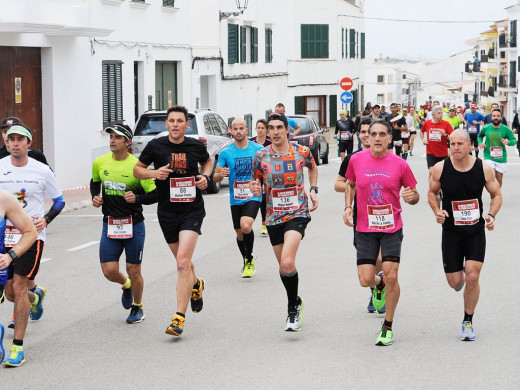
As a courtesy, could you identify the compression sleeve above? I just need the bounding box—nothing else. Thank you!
[90,178,102,198]
[136,189,158,205]
[44,195,65,225]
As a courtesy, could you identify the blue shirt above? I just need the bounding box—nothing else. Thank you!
[464,112,485,135]
[484,114,507,125]
[288,117,298,133]
[217,141,263,206]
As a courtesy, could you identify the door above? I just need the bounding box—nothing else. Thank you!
[0,47,43,149]
[155,61,177,110]
[304,96,326,127]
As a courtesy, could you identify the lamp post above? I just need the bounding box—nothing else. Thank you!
[219,0,249,21]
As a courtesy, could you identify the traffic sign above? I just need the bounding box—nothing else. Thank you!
[340,77,353,91]
[341,91,353,104]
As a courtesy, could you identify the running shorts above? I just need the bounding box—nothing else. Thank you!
[158,208,205,244]
[355,229,403,266]
[231,201,261,230]
[8,240,44,281]
[267,217,310,246]
[441,228,485,273]
[99,221,146,264]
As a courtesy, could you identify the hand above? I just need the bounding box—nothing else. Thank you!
[478,143,486,149]
[485,214,495,231]
[401,187,415,204]
[155,164,173,180]
[220,167,230,177]
[250,179,261,197]
[309,191,318,212]
[422,139,428,145]
[0,253,13,270]
[343,208,354,226]
[32,216,47,233]
[195,175,208,190]
[435,209,449,224]
[501,138,508,146]
[472,120,478,125]
[92,195,103,208]
[124,191,136,204]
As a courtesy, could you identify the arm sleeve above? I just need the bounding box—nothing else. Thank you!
[90,178,102,198]
[507,128,517,146]
[217,150,227,167]
[138,141,155,166]
[44,167,63,200]
[477,127,486,143]
[198,143,210,163]
[44,195,65,224]
[136,189,158,205]
[251,152,263,180]
[338,155,350,177]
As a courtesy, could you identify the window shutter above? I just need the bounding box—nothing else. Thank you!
[102,61,123,126]
[295,96,304,115]
[301,25,308,58]
[349,29,355,58]
[356,31,359,58]
[361,32,365,59]
[342,28,344,58]
[322,24,329,58]
[265,28,272,63]
[228,24,239,64]
[345,28,348,58]
[240,26,247,63]
[251,27,258,63]
[329,95,337,127]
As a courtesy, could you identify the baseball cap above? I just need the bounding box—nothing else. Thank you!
[372,104,381,109]
[267,112,289,127]
[6,125,32,141]
[470,104,477,108]
[105,124,133,140]
[1,117,22,129]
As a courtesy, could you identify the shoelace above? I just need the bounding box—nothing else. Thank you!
[287,311,298,323]
[129,306,140,317]
[171,318,183,328]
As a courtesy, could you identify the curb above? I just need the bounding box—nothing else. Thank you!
[62,199,91,214]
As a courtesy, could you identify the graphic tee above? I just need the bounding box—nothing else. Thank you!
[346,149,417,233]
[217,141,263,205]
[421,120,453,157]
[251,143,315,225]
[477,124,517,163]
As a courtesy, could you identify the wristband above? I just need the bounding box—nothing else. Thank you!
[344,206,353,211]
[487,213,496,219]
[203,175,211,184]
[7,249,18,261]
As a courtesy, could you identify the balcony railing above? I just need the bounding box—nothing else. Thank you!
[472,62,481,72]
[498,75,517,88]
[488,48,495,59]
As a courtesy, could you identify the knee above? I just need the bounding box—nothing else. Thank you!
[176,258,193,274]
[11,279,27,297]
[447,278,463,290]
[102,267,117,280]
[126,266,141,280]
[279,257,295,274]
[383,272,398,287]
[358,276,373,288]
[465,271,480,286]
[240,222,253,234]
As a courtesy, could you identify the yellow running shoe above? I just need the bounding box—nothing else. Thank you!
[190,277,205,313]
[165,314,185,336]
[260,224,268,235]
[242,257,256,278]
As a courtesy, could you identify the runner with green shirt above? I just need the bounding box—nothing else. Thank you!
[445,107,463,130]
[91,124,157,324]
[478,109,517,187]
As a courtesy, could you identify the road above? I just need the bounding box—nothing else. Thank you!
[1,139,519,389]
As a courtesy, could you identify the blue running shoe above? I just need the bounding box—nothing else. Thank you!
[461,321,476,341]
[30,286,47,321]
[126,305,145,324]
[4,344,25,367]
[0,324,5,364]
[121,287,133,310]
[367,291,376,313]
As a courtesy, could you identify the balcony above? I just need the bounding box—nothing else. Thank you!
[498,75,517,91]
[498,33,516,50]
[488,48,495,59]
[472,62,481,73]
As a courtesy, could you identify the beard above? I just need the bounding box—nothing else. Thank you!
[492,119,501,126]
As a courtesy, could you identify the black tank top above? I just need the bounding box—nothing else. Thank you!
[440,157,485,232]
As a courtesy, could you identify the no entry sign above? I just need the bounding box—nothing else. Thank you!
[340,77,353,91]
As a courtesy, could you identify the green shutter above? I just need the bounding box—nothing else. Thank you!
[356,32,359,58]
[251,27,258,63]
[329,95,337,127]
[295,96,304,115]
[349,28,355,58]
[342,28,344,58]
[265,28,272,63]
[301,24,328,59]
[345,28,348,57]
[240,26,247,63]
[518,56,520,72]
[301,25,308,58]
[322,25,329,58]
[228,24,239,64]
[265,109,272,119]
[361,32,365,59]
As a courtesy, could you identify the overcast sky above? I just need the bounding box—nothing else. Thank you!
[364,0,517,60]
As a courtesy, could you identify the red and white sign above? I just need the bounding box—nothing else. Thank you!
[367,204,395,230]
[233,180,253,200]
[170,177,196,202]
[340,77,353,91]
[272,187,299,212]
[107,216,133,239]
[452,199,479,225]
[5,225,22,247]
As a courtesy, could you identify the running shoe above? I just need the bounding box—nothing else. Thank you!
[3,344,25,367]
[190,277,205,313]
[377,304,386,314]
[284,297,304,332]
[0,324,5,364]
[126,305,145,324]
[372,272,386,312]
[121,287,133,310]
[367,292,376,313]
[461,321,476,341]
[376,324,393,346]
[30,286,47,321]
[0,285,5,305]
[260,224,268,235]
[242,257,256,278]
[8,315,15,329]
[409,152,413,156]
[165,314,185,336]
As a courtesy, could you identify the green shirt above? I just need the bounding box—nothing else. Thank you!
[477,124,517,163]
[444,115,462,130]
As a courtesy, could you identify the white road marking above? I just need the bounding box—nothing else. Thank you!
[66,241,99,252]
[40,258,52,263]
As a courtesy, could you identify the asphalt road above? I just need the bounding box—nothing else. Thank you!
[1,139,519,389]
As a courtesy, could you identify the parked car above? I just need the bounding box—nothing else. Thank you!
[132,109,232,193]
[287,115,329,165]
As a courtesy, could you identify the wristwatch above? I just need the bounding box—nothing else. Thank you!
[310,186,319,193]
[203,175,211,184]
[7,249,17,261]
[487,213,496,219]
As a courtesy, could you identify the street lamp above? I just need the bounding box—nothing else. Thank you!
[219,0,249,21]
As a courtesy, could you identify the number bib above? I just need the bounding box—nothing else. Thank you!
[107,216,133,239]
[170,177,196,202]
[272,187,299,212]
[340,131,351,141]
[401,131,410,138]
[5,225,22,247]
[429,129,442,141]
[468,125,477,134]
[452,199,480,225]
[490,146,503,159]
[367,204,395,230]
[233,180,253,200]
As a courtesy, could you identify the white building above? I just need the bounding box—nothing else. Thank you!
[0,0,366,189]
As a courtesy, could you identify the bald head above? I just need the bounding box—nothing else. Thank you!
[450,129,470,143]
[232,118,246,128]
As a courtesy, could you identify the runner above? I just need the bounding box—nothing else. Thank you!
[483,103,507,125]
[401,108,413,160]
[420,106,453,177]
[133,105,212,337]
[343,119,419,346]
[444,106,463,131]
[477,109,516,187]
[0,118,48,165]
[250,119,271,235]
[275,103,301,139]
[408,107,419,156]
[91,124,157,324]
[463,104,485,157]
[386,103,407,157]
[335,110,356,160]
[214,119,263,278]
[428,129,502,341]
[250,112,318,331]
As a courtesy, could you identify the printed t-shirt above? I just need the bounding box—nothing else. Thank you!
[421,120,453,157]
[477,124,517,163]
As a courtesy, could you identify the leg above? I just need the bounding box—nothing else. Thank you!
[101,262,126,285]
[357,264,379,288]
[463,260,483,316]
[445,271,465,291]
[240,215,255,259]
[381,261,400,322]
[12,274,30,342]
[126,264,143,304]
[495,171,503,187]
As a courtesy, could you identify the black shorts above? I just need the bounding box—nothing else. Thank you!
[402,137,410,145]
[8,240,45,281]
[442,228,485,273]
[354,229,403,266]
[410,130,417,135]
[158,208,205,244]
[426,154,446,168]
[267,217,310,246]
[470,135,479,147]
[339,140,353,153]
[230,201,261,229]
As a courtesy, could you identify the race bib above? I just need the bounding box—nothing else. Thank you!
[107,216,133,239]
[340,131,351,141]
[5,225,21,247]
[452,199,480,225]
[233,180,253,200]
[170,177,196,202]
[401,132,410,138]
[468,125,477,134]
[490,146,503,159]
[367,204,395,230]
[429,129,442,141]
[272,187,299,212]
[393,140,403,146]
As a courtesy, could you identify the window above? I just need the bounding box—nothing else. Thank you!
[360,32,365,59]
[301,24,329,59]
[162,0,174,6]
[377,75,384,84]
[228,24,239,64]
[251,27,258,63]
[377,94,384,104]
[102,61,123,126]
[329,95,337,127]
[244,114,253,137]
[402,74,406,79]
[341,28,345,58]
[215,115,229,135]
[240,26,247,63]
[265,109,272,119]
[227,117,235,128]
[265,28,273,63]
[349,28,355,58]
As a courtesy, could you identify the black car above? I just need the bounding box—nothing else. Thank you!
[288,115,329,165]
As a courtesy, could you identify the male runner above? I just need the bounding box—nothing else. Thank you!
[463,104,485,157]
[335,110,356,160]
[250,112,318,331]
[428,129,502,341]
[275,103,301,138]
[477,109,516,187]
[134,105,212,336]
[214,119,262,277]
[0,118,48,165]
[91,124,157,323]
[420,106,453,177]
[386,103,407,157]
[483,103,507,125]
[444,106,463,131]
[344,119,419,346]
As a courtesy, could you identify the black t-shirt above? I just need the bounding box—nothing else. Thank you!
[250,136,272,147]
[139,136,210,213]
[335,118,355,141]
[386,114,407,141]
[338,149,362,226]
[0,146,49,166]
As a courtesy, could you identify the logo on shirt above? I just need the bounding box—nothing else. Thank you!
[170,153,187,174]
[16,188,28,208]
[104,181,126,196]
[103,170,109,176]
[3,171,11,175]
[234,157,253,179]
[363,169,391,178]
[368,183,386,204]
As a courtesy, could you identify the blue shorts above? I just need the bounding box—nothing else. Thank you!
[99,221,145,264]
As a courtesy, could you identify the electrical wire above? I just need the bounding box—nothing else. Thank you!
[339,14,505,24]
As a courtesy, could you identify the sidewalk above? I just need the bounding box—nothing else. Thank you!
[44,186,92,214]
